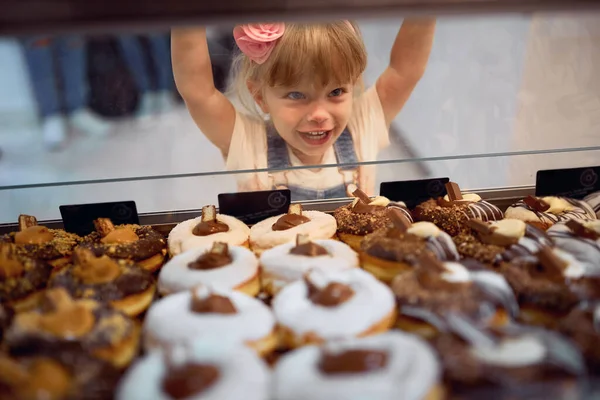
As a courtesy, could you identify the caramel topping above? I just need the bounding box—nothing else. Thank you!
[94,218,116,237]
[446,181,464,202]
[272,212,310,231]
[188,242,233,270]
[319,349,389,375]
[309,282,355,307]
[192,221,230,236]
[0,357,71,400]
[16,288,95,338]
[530,247,567,283]
[566,220,600,241]
[523,195,551,212]
[14,225,54,245]
[0,244,25,279]
[351,200,381,214]
[388,208,411,233]
[190,292,237,314]
[72,249,121,284]
[290,234,328,256]
[467,219,495,235]
[352,188,372,204]
[100,227,139,244]
[162,363,220,399]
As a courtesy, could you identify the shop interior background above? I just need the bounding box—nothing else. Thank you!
[1,13,600,223]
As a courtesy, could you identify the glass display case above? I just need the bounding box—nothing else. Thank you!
[1,1,600,399]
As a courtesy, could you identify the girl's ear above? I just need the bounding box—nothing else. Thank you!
[247,80,269,113]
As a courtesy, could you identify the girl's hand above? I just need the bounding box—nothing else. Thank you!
[375,18,436,127]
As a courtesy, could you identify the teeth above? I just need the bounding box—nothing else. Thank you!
[304,131,327,137]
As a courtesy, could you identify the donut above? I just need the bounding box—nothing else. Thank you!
[259,234,358,296]
[392,253,516,338]
[250,204,337,255]
[547,220,600,275]
[557,306,600,369]
[273,331,443,400]
[360,210,459,283]
[0,243,53,312]
[158,242,259,296]
[116,341,271,400]
[80,218,167,273]
[168,205,250,256]
[413,182,503,237]
[144,284,276,356]
[584,191,600,218]
[1,214,81,270]
[49,248,156,317]
[334,189,413,251]
[453,219,554,267]
[432,321,585,396]
[505,195,596,230]
[272,268,395,348]
[0,352,120,400]
[499,247,582,328]
[5,288,140,369]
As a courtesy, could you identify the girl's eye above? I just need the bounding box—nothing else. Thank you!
[329,88,347,97]
[286,92,305,100]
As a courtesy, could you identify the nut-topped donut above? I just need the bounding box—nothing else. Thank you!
[273,331,443,400]
[168,205,250,256]
[1,215,81,270]
[158,242,260,297]
[5,288,140,369]
[80,218,167,273]
[0,243,53,312]
[360,209,459,283]
[259,234,358,296]
[334,188,413,251]
[413,182,504,237]
[505,195,596,230]
[117,341,271,400]
[144,284,277,357]
[273,268,395,348]
[250,204,337,255]
[49,248,156,317]
[584,191,600,218]
[453,218,554,267]
[547,220,600,275]
[0,352,120,400]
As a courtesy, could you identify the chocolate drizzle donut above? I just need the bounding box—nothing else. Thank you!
[584,191,600,218]
[505,196,596,230]
[547,220,600,275]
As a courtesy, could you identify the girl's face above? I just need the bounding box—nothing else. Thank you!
[257,81,355,160]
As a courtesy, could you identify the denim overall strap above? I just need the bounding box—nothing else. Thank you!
[334,128,360,195]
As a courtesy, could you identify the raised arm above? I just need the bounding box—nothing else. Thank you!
[172,28,236,155]
[375,19,436,127]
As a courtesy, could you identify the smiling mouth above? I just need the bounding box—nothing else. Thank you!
[298,130,333,145]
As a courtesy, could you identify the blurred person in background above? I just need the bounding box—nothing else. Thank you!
[21,35,111,150]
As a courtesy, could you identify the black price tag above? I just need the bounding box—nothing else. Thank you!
[218,189,291,225]
[60,201,139,236]
[535,166,600,199]
[380,177,449,208]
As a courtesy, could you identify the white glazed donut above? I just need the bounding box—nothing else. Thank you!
[144,286,275,352]
[158,246,258,295]
[168,215,250,256]
[273,331,441,400]
[547,221,600,275]
[117,340,271,400]
[260,239,359,294]
[272,269,395,345]
[584,191,600,218]
[250,211,337,255]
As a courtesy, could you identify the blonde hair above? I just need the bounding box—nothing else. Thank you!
[227,21,367,117]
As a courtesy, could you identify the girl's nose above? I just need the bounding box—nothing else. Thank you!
[306,106,330,124]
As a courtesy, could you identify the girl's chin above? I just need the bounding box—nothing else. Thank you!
[297,130,333,147]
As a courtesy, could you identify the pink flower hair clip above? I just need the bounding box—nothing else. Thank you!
[233,23,286,64]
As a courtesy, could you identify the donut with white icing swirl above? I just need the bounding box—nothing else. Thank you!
[584,191,600,218]
[273,331,442,400]
[117,340,271,400]
[547,221,600,275]
[144,285,276,356]
[505,196,596,230]
[260,239,358,296]
[272,269,395,348]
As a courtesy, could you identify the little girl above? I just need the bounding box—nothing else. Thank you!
[172,20,435,200]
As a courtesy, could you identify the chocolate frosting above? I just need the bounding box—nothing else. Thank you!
[319,349,388,375]
[162,363,219,399]
[188,251,232,270]
[192,220,230,236]
[80,225,165,261]
[190,294,237,314]
[334,204,392,236]
[309,282,355,307]
[361,229,429,263]
[290,242,329,257]
[0,248,52,304]
[272,214,310,231]
[4,229,81,262]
